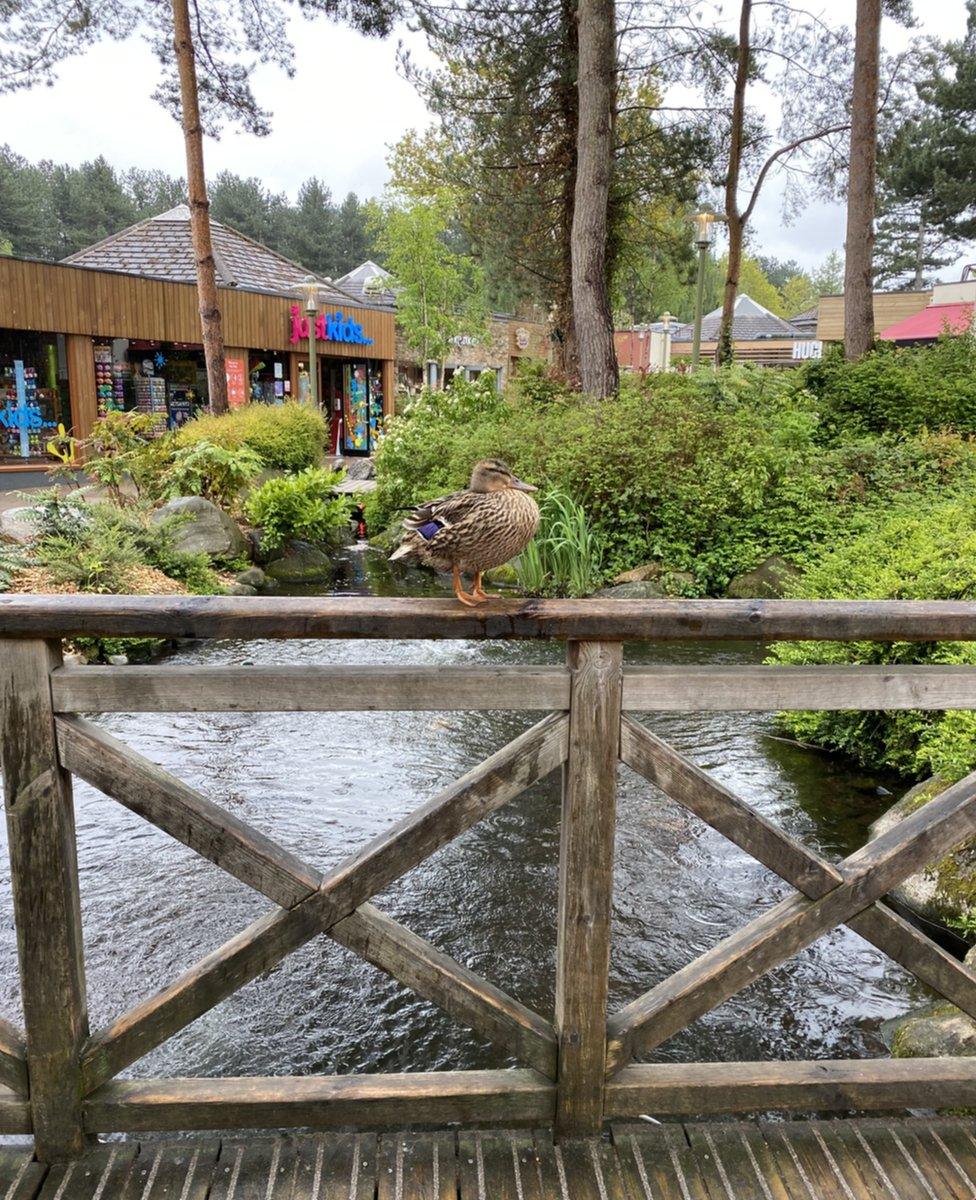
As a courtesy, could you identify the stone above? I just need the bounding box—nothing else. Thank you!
[264,539,333,584]
[726,555,802,599]
[485,563,520,587]
[227,583,257,596]
[107,654,129,666]
[663,570,696,595]
[0,507,39,544]
[885,946,976,1059]
[868,778,965,928]
[152,496,248,562]
[341,458,376,481]
[613,563,662,585]
[594,580,666,600]
[370,520,406,555]
[235,566,268,588]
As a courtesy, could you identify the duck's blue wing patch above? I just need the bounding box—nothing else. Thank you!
[417,519,444,541]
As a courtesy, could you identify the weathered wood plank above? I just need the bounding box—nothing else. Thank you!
[0,1147,47,1200]
[37,1144,137,1200]
[8,594,976,642]
[0,639,88,1159]
[282,1134,377,1200]
[610,1124,712,1200]
[57,716,321,909]
[554,641,622,1138]
[81,714,567,1091]
[118,1140,218,1200]
[850,1120,955,1200]
[376,1132,456,1200]
[760,1122,860,1199]
[207,1139,298,1200]
[0,1019,28,1099]
[612,718,976,1071]
[52,665,570,713]
[606,1059,976,1116]
[622,663,976,710]
[686,1122,794,1200]
[607,761,976,1059]
[84,1071,556,1132]
[332,905,558,1078]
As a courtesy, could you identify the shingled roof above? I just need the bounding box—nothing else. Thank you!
[671,294,805,342]
[63,205,359,305]
[335,260,397,308]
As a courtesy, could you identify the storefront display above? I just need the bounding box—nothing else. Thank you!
[0,330,70,464]
[248,353,289,404]
[92,340,208,434]
[329,358,385,455]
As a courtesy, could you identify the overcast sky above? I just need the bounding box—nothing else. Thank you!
[1,2,972,274]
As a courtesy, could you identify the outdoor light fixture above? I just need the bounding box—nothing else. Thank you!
[300,275,321,408]
[300,273,320,316]
[690,211,718,366]
[693,210,716,249]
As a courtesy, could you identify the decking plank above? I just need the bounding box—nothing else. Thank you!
[761,1122,854,1200]
[920,1120,976,1197]
[209,1138,301,1200]
[118,1140,218,1200]
[0,1148,47,1200]
[611,1124,712,1200]
[37,1144,137,1200]
[377,1132,455,1200]
[688,1122,796,1200]
[885,1120,973,1200]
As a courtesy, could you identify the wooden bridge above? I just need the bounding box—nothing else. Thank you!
[3,596,976,1198]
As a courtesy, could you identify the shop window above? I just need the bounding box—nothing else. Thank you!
[248,353,289,404]
[94,339,208,434]
[0,329,70,465]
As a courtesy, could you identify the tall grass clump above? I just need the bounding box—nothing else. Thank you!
[515,489,604,597]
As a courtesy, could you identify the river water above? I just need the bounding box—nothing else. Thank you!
[0,548,930,1082]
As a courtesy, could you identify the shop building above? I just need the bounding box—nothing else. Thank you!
[817,276,976,346]
[669,294,818,367]
[336,261,551,392]
[0,207,396,475]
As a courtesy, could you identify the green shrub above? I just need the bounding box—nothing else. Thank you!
[770,497,976,781]
[244,468,351,550]
[157,440,263,508]
[83,411,165,504]
[28,494,221,596]
[805,334,976,439]
[176,403,328,471]
[0,540,23,592]
[514,489,605,597]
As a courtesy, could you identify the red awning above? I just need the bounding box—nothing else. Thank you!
[880,302,974,341]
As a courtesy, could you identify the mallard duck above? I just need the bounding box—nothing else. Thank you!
[390,459,539,605]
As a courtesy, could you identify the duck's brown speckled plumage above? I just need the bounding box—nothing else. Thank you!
[389,460,540,583]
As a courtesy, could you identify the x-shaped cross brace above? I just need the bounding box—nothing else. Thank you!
[608,716,976,1074]
[55,713,568,1093]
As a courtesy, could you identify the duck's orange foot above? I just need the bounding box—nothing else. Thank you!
[453,567,486,606]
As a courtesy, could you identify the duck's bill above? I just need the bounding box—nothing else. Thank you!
[511,479,538,491]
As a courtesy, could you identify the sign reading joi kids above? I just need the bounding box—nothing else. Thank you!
[289,305,374,347]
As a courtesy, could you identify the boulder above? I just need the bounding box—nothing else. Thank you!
[264,539,333,584]
[726,555,802,599]
[235,566,268,589]
[0,507,40,544]
[594,580,666,600]
[370,520,406,555]
[342,458,376,481]
[868,778,966,928]
[885,948,976,1059]
[227,583,257,596]
[613,563,662,585]
[485,563,520,587]
[152,496,248,562]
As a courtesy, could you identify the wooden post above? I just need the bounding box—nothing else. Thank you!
[554,640,623,1138]
[0,639,88,1159]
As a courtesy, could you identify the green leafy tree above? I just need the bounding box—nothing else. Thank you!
[47,157,137,256]
[210,172,289,248]
[811,250,845,296]
[375,194,490,384]
[779,273,818,317]
[283,178,338,275]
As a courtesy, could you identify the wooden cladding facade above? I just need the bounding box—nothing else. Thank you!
[0,257,396,360]
[817,290,932,342]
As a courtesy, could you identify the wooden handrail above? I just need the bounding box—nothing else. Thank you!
[4,594,976,640]
[6,616,976,1158]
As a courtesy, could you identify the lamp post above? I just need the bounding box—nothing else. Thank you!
[299,275,321,411]
[659,311,673,372]
[690,211,716,368]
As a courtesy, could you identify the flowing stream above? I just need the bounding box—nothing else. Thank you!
[0,547,930,1084]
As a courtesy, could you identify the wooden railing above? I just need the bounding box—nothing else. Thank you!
[5,596,976,1160]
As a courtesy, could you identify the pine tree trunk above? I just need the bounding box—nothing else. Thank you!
[715,0,751,367]
[553,0,580,384]
[172,0,228,413]
[571,0,618,398]
[844,0,882,362]
[913,211,926,290]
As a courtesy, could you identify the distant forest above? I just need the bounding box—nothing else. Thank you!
[0,146,378,278]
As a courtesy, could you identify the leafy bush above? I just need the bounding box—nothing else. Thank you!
[244,468,351,550]
[770,497,976,781]
[157,440,263,508]
[176,403,328,471]
[514,489,605,597]
[28,493,221,596]
[805,334,976,439]
[82,411,166,504]
[0,539,24,592]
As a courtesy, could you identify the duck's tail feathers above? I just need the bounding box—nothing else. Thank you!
[389,541,417,562]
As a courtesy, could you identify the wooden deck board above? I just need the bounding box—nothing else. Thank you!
[11,1118,976,1197]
